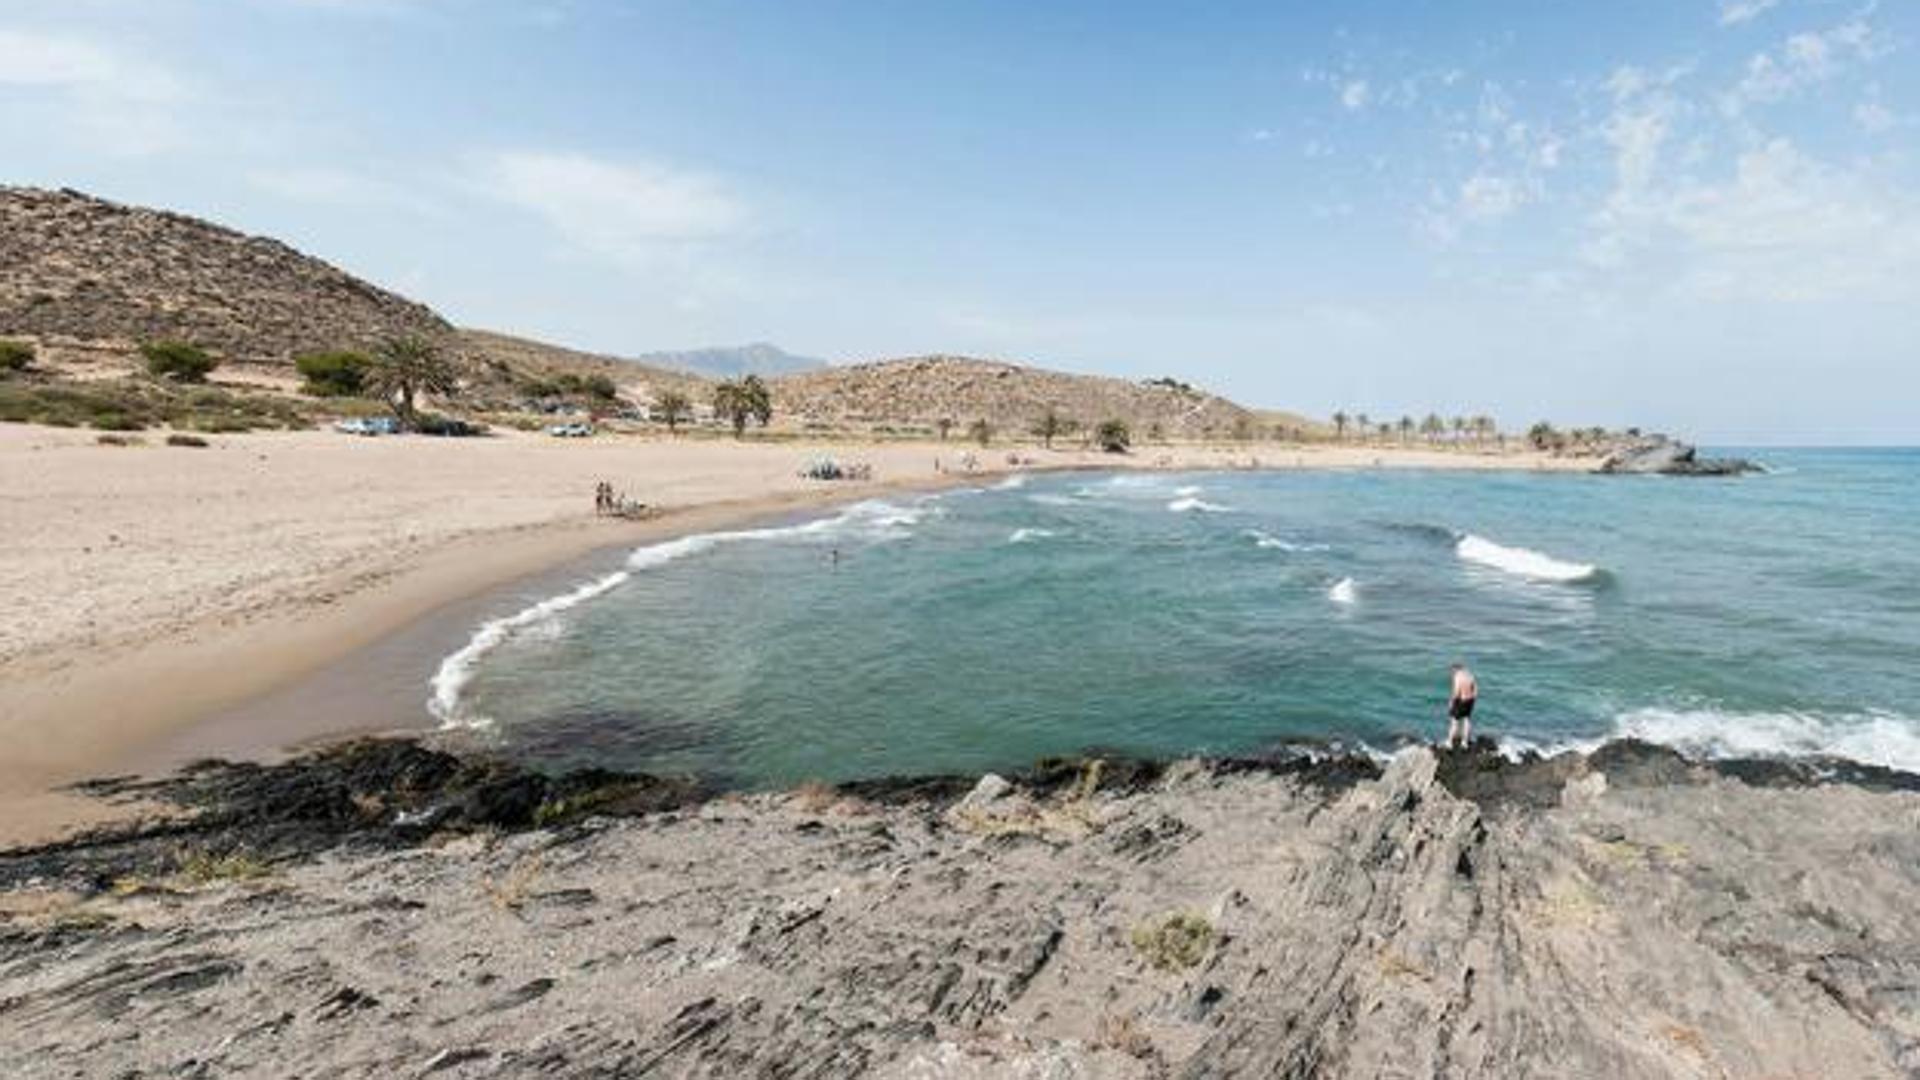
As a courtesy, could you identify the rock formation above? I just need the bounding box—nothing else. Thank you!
[1599,437,1759,476]
[3,739,1916,1077]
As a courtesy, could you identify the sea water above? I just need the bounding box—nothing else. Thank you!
[431,449,1920,786]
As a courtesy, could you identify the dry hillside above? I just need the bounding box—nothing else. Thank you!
[772,356,1256,439]
[457,329,710,405]
[0,187,450,363]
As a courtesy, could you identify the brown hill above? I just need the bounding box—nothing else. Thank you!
[456,329,710,405]
[771,356,1257,439]
[0,187,450,363]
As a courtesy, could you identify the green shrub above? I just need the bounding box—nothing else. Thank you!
[1095,419,1131,453]
[1130,912,1215,971]
[141,341,218,383]
[295,351,370,396]
[0,339,32,373]
[166,433,210,448]
[92,412,144,432]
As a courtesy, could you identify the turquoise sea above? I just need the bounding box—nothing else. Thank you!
[432,449,1920,786]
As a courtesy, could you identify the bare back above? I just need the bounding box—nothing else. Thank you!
[1452,668,1478,701]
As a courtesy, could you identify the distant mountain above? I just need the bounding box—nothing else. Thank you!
[634,343,827,380]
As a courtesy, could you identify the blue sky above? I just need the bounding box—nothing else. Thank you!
[3,1,1916,443]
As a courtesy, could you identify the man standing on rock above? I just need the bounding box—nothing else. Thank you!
[1446,663,1478,749]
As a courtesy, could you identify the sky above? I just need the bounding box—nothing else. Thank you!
[2,1,1916,444]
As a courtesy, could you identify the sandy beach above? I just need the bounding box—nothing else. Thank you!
[0,423,1593,842]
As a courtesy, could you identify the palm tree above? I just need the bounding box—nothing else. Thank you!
[967,418,992,447]
[654,390,691,433]
[712,375,771,438]
[1354,413,1371,444]
[1421,413,1446,443]
[1033,407,1067,448]
[365,335,458,431]
[1450,416,1467,442]
[1332,411,1349,441]
[1397,415,1414,443]
[936,417,954,441]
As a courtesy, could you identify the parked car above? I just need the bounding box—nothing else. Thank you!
[547,422,594,438]
[334,416,400,436]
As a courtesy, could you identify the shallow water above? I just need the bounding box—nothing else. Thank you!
[434,449,1920,785]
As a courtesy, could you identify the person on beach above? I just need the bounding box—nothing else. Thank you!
[1446,662,1478,749]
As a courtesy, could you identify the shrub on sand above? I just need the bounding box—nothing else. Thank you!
[0,339,32,373]
[142,341,218,383]
[295,351,371,397]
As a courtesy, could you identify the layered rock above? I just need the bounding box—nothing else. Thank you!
[3,740,1917,1077]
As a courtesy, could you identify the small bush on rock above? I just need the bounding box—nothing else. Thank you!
[0,340,33,373]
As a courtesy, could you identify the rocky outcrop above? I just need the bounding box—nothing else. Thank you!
[1599,437,1760,476]
[771,355,1259,440]
[4,740,1918,1077]
[0,187,451,362]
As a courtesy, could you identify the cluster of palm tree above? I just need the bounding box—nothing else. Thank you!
[1330,410,1500,445]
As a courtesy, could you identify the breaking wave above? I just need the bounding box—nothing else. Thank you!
[1246,529,1330,553]
[1168,496,1232,514]
[1328,577,1358,605]
[1456,533,1599,583]
[429,499,930,729]
[1612,707,1920,774]
[1008,527,1057,544]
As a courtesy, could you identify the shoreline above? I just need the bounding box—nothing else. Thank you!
[0,424,1600,846]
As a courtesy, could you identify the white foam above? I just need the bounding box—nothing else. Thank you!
[1008,527,1057,544]
[1613,707,1920,774]
[1246,529,1330,553]
[1168,496,1231,514]
[1328,577,1358,605]
[1456,533,1598,583]
[428,499,926,728]
[1027,493,1081,508]
[994,473,1029,490]
[1173,484,1204,497]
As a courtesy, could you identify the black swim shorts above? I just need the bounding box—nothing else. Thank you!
[1449,697,1476,720]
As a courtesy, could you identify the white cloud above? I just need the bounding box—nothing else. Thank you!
[1584,137,1920,302]
[0,28,192,154]
[1718,0,1780,27]
[476,151,748,265]
[1340,80,1371,111]
[1854,99,1898,134]
[1726,19,1887,111]
[1459,174,1524,220]
[0,28,183,101]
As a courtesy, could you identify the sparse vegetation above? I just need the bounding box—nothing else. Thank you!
[141,340,218,383]
[968,418,992,447]
[166,433,210,448]
[1095,418,1131,453]
[174,847,272,886]
[366,335,458,431]
[1033,407,1068,449]
[295,350,371,397]
[712,375,772,437]
[0,339,32,373]
[0,378,303,432]
[1130,911,1216,971]
[935,416,954,441]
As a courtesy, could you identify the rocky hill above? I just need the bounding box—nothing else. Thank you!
[771,356,1257,439]
[0,187,450,363]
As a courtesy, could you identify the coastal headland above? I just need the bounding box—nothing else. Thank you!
[3,737,1916,1077]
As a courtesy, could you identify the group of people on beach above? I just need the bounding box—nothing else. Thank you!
[593,481,639,517]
